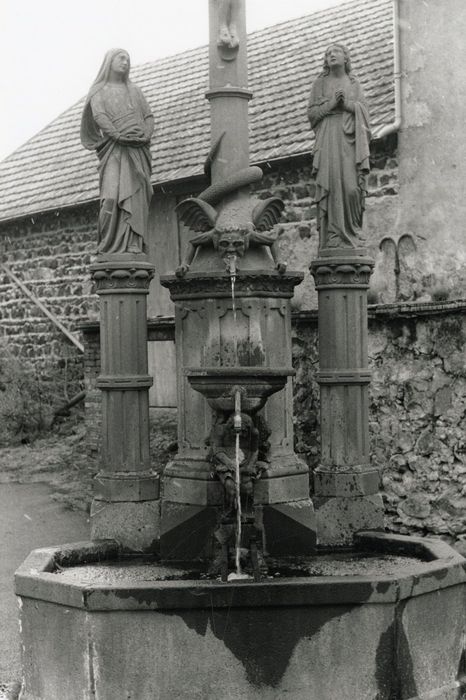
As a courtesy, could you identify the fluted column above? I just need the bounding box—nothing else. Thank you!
[311,251,384,546]
[90,255,160,553]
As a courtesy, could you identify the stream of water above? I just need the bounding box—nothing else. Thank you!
[228,255,245,577]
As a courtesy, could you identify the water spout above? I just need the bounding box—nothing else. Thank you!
[225,253,237,327]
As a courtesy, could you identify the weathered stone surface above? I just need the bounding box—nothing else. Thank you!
[396,0,466,303]
[313,494,385,547]
[261,500,316,556]
[294,307,466,544]
[16,537,466,700]
[90,499,160,554]
[314,469,380,497]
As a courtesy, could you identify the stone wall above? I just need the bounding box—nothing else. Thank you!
[0,137,399,384]
[80,300,466,544]
[0,203,99,397]
[253,136,400,309]
[293,302,466,546]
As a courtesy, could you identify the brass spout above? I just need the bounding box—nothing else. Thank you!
[233,388,242,433]
[224,253,237,278]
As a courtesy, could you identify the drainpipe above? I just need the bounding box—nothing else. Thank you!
[377,0,402,139]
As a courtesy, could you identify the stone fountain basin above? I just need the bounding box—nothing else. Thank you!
[15,532,466,700]
[186,366,293,412]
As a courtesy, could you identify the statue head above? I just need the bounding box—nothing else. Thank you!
[91,48,131,89]
[109,50,130,80]
[81,48,132,151]
[322,44,352,75]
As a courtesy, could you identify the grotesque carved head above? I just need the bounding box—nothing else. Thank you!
[175,194,286,275]
[213,224,255,259]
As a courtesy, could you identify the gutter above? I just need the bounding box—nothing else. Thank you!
[377,0,402,139]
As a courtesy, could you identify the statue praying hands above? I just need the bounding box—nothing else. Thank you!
[308,44,371,250]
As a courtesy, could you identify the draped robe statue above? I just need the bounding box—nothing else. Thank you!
[308,44,371,249]
[81,49,154,255]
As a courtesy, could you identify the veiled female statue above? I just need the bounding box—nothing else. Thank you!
[81,49,154,255]
[308,44,371,249]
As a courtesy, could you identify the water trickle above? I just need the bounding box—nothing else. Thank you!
[225,256,252,582]
[234,389,243,575]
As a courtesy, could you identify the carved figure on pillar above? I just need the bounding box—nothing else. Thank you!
[209,412,269,511]
[175,194,286,275]
[81,49,154,255]
[217,0,239,55]
[308,44,370,250]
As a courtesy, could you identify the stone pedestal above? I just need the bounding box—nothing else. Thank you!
[160,269,316,559]
[310,250,384,546]
[90,255,160,553]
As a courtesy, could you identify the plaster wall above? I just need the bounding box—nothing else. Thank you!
[397,0,466,298]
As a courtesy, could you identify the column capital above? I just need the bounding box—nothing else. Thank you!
[90,258,155,294]
[310,255,374,290]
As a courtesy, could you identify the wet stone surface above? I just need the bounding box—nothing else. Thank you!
[53,551,432,584]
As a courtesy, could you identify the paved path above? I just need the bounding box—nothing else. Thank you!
[0,484,89,692]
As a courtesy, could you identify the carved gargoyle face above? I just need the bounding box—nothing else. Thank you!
[215,230,249,259]
[175,195,286,276]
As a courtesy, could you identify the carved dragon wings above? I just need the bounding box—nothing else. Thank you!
[252,197,285,232]
[176,198,218,233]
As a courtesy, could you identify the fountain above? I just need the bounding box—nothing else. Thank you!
[15,2,466,698]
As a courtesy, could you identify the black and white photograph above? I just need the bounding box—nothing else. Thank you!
[1,0,465,698]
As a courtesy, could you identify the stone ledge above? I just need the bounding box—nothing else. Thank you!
[14,533,466,611]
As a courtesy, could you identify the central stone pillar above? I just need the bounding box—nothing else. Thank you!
[158,0,316,562]
[160,269,316,559]
[310,249,384,546]
[90,254,160,553]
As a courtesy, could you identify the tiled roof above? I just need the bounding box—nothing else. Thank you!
[0,0,393,222]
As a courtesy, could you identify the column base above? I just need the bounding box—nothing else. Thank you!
[160,502,218,560]
[313,468,380,497]
[90,498,161,554]
[163,455,311,506]
[261,499,317,556]
[314,494,385,547]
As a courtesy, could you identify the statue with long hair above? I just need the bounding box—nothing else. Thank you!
[308,44,371,249]
[81,49,154,255]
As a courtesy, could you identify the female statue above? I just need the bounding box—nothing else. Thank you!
[308,44,371,249]
[81,49,154,255]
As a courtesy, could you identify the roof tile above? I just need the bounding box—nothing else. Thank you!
[0,0,393,222]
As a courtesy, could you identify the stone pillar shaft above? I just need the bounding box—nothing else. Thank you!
[207,0,251,182]
[90,256,160,553]
[311,252,384,546]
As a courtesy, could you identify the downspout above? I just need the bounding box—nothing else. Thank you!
[377,0,402,138]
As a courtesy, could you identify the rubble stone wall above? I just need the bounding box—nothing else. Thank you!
[0,138,397,378]
[81,301,466,545]
[293,302,466,546]
[0,203,99,396]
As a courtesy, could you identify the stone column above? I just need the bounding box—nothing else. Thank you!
[310,250,384,546]
[90,254,160,553]
[206,0,250,181]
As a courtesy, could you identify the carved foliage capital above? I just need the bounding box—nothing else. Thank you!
[310,258,374,289]
[91,263,155,293]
